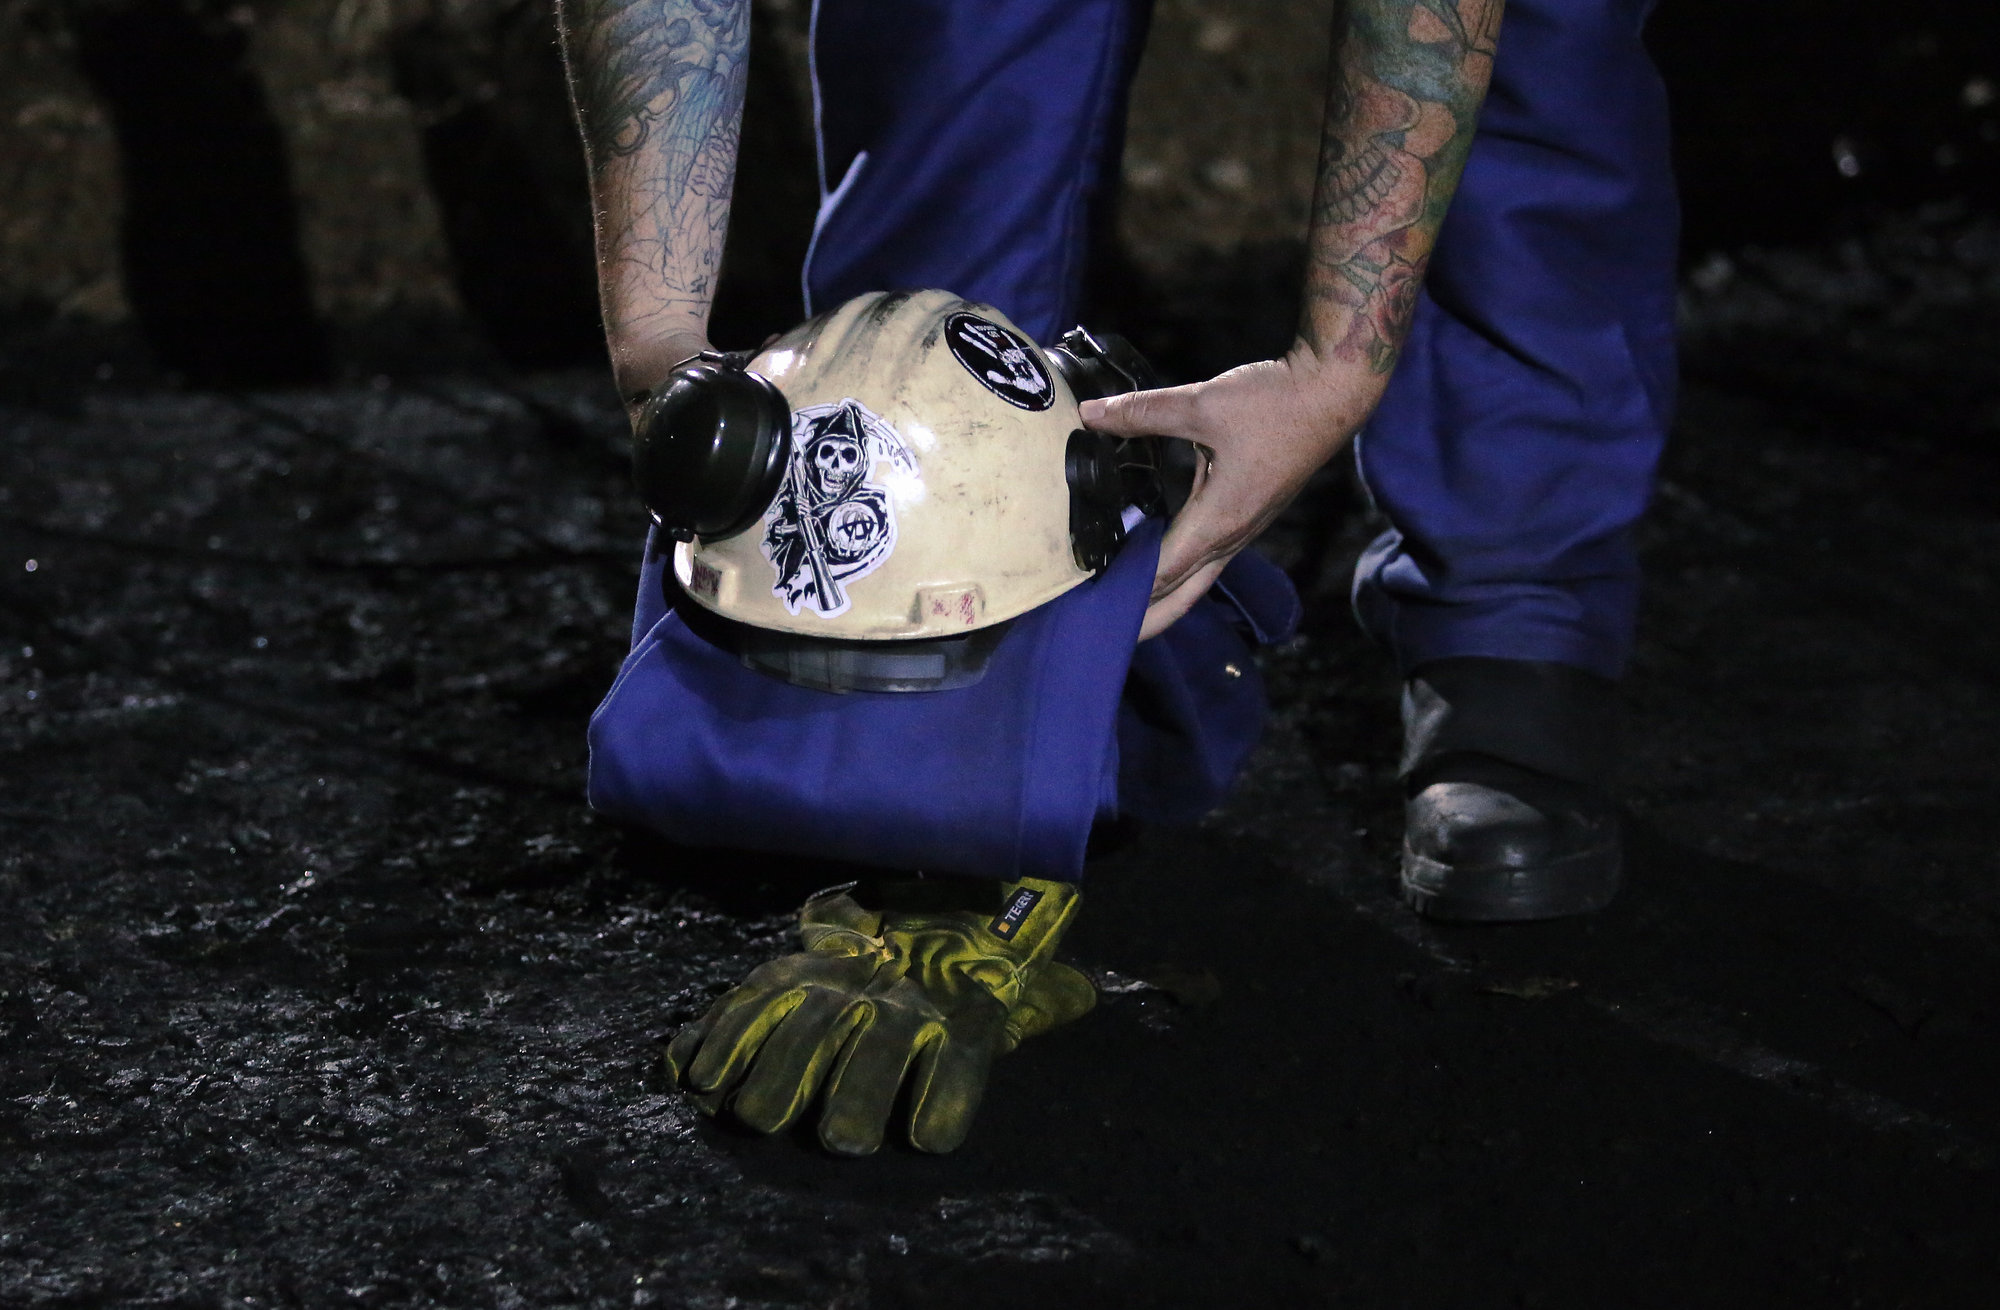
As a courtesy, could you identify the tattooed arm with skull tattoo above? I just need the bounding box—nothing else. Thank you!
[556,0,750,414]
[1084,0,1504,639]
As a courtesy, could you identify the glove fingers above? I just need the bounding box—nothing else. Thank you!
[1006,961,1098,1048]
[816,1006,928,1158]
[731,989,868,1135]
[667,1011,746,1116]
[690,1080,733,1117]
[661,1013,713,1085]
[683,954,875,1093]
[683,983,808,1094]
[906,1002,1007,1154]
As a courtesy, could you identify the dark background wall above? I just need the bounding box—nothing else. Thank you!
[1650,0,1999,252]
[0,0,1994,386]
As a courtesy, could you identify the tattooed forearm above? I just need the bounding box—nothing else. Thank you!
[1303,0,1502,373]
[557,0,750,372]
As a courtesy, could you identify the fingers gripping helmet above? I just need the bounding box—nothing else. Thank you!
[632,290,1184,692]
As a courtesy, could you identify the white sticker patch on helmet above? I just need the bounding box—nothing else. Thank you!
[943,312,1055,411]
[761,398,920,619]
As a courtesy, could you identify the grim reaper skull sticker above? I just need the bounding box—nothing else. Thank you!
[943,313,1055,411]
[762,398,919,618]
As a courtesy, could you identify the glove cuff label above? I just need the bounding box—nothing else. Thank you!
[987,885,1044,941]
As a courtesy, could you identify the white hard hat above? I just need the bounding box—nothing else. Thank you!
[630,290,1190,691]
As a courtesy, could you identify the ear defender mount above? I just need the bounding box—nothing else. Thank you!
[631,351,793,542]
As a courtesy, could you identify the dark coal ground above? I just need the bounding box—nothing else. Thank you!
[5,206,2000,1308]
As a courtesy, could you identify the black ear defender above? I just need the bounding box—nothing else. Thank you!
[1064,429,1128,573]
[1046,327,1202,573]
[631,351,793,542]
[1047,325,1161,400]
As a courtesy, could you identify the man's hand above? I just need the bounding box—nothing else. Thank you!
[1080,340,1383,639]
[1082,1,1503,638]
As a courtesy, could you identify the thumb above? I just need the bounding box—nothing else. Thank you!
[1079,383,1209,441]
[1139,556,1230,641]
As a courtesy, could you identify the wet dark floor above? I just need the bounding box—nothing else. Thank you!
[4,219,2000,1307]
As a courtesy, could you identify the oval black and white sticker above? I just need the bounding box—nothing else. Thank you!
[943,312,1055,411]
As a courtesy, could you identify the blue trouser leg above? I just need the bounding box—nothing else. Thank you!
[796,0,1294,835]
[804,0,1150,342]
[1352,0,1680,681]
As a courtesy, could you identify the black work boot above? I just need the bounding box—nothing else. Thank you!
[1397,658,1623,923]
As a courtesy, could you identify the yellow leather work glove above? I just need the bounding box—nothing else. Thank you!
[663,877,1094,1156]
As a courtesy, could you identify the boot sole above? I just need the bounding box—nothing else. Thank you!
[1400,838,1622,923]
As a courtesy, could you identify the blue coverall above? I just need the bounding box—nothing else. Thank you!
[589,0,1676,877]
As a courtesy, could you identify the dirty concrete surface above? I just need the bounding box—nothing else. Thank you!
[5,0,2000,1305]
[4,210,2000,1307]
